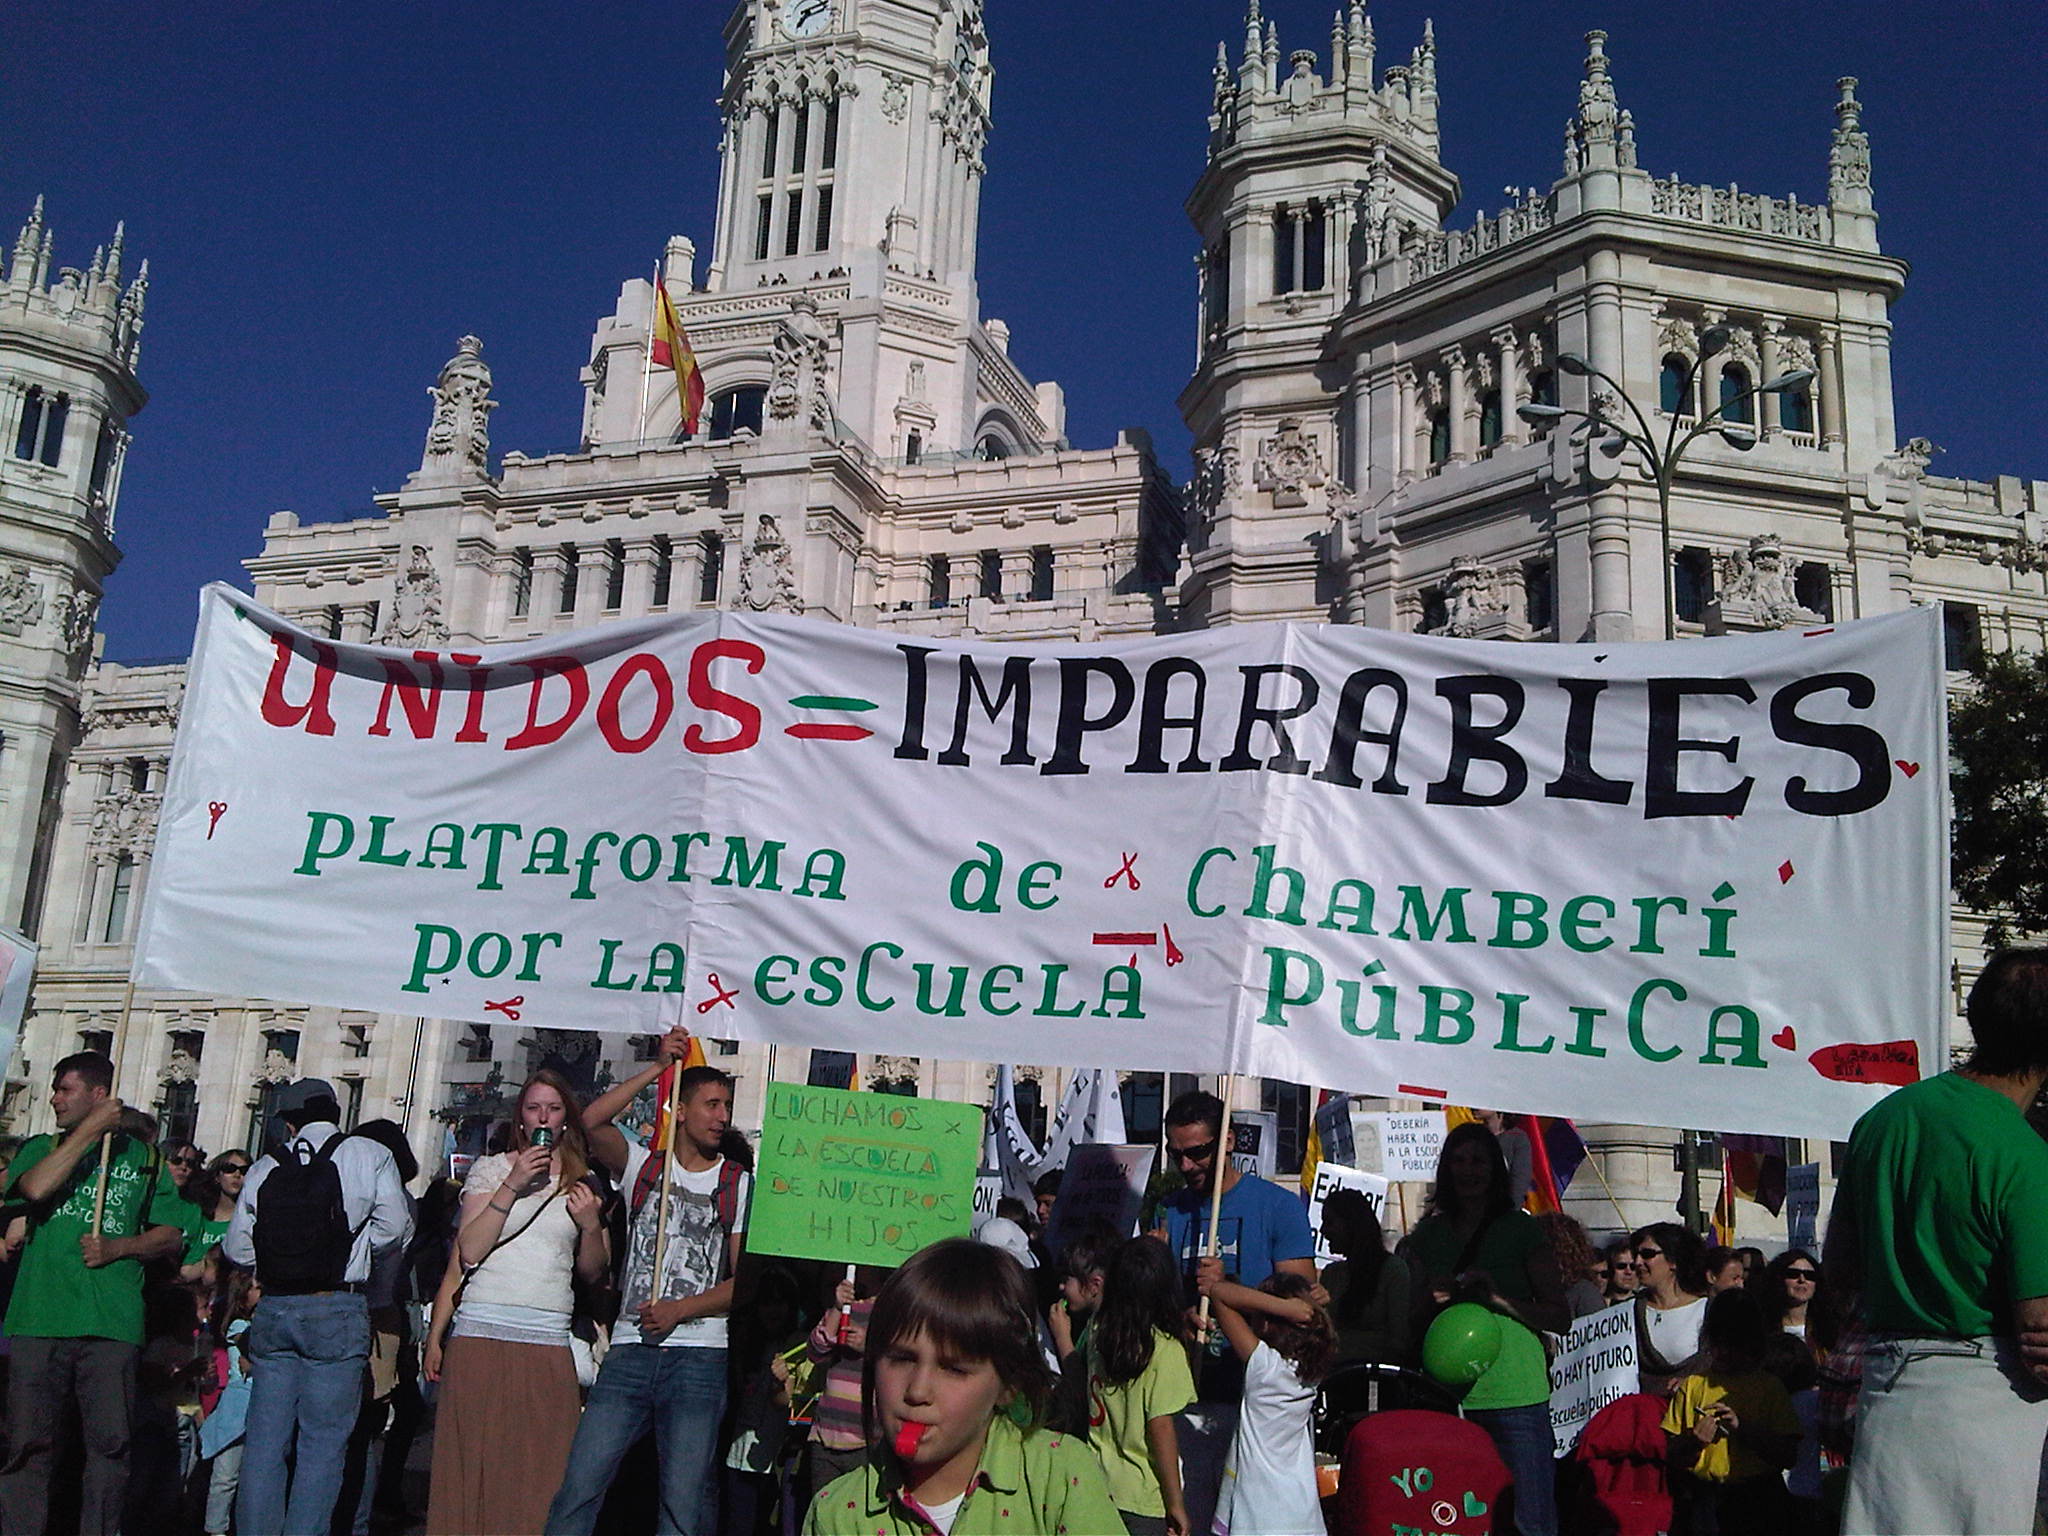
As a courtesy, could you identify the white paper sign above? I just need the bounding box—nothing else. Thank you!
[1043,1143,1154,1254]
[135,590,1949,1138]
[1785,1162,1822,1252]
[1548,1300,1640,1457]
[1358,1111,1450,1181]
[1228,1111,1277,1180]
[1306,1163,1391,1262]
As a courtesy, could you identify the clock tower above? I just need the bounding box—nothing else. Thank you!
[706,0,990,296]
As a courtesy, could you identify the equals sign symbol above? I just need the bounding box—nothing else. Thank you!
[785,694,878,742]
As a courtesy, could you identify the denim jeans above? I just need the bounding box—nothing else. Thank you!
[203,1444,244,1535]
[545,1343,728,1536]
[1466,1402,1558,1536]
[237,1292,371,1536]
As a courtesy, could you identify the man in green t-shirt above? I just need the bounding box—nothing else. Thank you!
[1828,947,2048,1536]
[0,1051,183,1536]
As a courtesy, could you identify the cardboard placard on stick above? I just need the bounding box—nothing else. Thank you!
[747,1083,980,1267]
[1305,1163,1390,1263]
[1043,1143,1153,1256]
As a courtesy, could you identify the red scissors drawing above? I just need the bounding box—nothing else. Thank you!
[698,973,740,1013]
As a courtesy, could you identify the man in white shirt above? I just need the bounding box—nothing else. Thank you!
[223,1077,412,1536]
[547,1031,749,1536]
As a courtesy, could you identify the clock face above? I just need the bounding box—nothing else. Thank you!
[783,0,831,38]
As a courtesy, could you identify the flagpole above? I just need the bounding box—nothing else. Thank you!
[649,1062,684,1299]
[635,262,657,446]
[1195,1072,1236,1338]
[91,969,141,1237]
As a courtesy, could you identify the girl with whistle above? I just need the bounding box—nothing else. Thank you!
[804,1239,1122,1536]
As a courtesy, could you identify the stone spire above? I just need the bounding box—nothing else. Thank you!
[1238,0,1264,92]
[1331,11,1346,85]
[1568,29,1623,171]
[10,197,45,289]
[1410,19,1438,137]
[412,335,497,486]
[1829,76,1872,207]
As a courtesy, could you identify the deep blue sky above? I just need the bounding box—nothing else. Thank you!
[7,2,2042,662]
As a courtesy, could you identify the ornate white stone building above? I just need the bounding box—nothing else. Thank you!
[3,1,2042,1237]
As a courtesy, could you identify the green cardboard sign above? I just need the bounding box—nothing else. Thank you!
[746,1081,983,1267]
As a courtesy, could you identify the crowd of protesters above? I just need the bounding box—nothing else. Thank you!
[0,946,2039,1534]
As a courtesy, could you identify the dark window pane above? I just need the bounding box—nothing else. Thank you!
[1673,547,1713,624]
[1660,356,1691,415]
[1478,391,1502,448]
[1720,366,1753,425]
[1942,602,1981,671]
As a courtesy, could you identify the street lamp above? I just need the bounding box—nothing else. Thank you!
[1518,336,1814,1234]
[1517,346,1815,641]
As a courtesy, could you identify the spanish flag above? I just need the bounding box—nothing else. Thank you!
[651,266,705,437]
[649,1033,710,1153]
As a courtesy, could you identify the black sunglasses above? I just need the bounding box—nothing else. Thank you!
[1634,1246,1664,1260]
[167,1155,201,1168]
[1785,1267,1819,1280]
[1170,1139,1220,1166]
[219,1162,251,1174]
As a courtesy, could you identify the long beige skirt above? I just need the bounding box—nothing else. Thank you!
[426,1333,581,1536]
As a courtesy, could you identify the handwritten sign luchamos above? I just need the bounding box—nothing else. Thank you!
[748,1083,982,1267]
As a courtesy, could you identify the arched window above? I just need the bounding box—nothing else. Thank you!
[13,387,44,461]
[1780,383,1814,435]
[707,386,766,440]
[1528,369,1558,408]
[1427,409,1451,466]
[975,434,1011,462]
[12,387,66,466]
[1477,390,1503,448]
[1660,355,1694,415]
[1718,365,1754,426]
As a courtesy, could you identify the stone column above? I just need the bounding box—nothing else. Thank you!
[339,603,376,644]
[529,548,568,625]
[674,539,706,611]
[1445,346,1476,461]
[1816,326,1845,447]
[1493,328,1526,442]
[482,554,516,635]
[999,550,1033,600]
[621,537,660,615]
[1759,321,1784,437]
[1393,366,1417,480]
[1581,250,1634,640]
[572,543,607,626]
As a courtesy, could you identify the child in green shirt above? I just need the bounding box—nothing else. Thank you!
[1086,1237,1194,1536]
[804,1238,1122,1536]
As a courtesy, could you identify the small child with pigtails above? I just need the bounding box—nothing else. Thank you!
[1196,1256,1336,1536]
[803,1238,1123,1536]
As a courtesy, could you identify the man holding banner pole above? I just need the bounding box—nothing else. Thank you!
[1154,1087,1314,1536]
[549,1027,748,1536]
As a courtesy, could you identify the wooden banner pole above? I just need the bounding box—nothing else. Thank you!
[1194,1072,1237,1337]
[91,970,142,1237]
[648,1062,685,1298]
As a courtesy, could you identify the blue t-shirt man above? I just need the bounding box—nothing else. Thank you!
[1152,1092,1317,1536]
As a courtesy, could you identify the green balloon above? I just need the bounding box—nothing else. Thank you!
[1422,1303,1505,1386]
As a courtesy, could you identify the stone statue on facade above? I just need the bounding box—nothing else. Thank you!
[1709,534,1818,631]
[0,566,43,637]
[1435,556,1511,637]
[738,514,800,613]
[767,296,836,433]
[380,544,450,646]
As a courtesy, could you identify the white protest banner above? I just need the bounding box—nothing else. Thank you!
[1547,1300,1639,1457]
[1358,1111,1450,1181]
[1306,1162,1390,1262]
[1043,1143,1154,1254]
[136,589,1947,1138]
[1785,1162,1822,1252]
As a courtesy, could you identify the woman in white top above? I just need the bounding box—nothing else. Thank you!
[425,1070,608,1535]
[1628,1221,1710,1396]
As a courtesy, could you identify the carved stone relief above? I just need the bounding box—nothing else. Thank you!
[1251,418,1327,508]
[0,566,42,637]
[1708,535,1819,632]
[380,544,450,646]
[738,513,800,614]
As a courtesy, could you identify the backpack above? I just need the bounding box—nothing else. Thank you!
[252,1136,355,1294]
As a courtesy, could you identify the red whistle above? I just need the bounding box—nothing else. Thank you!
[894,1421,930,1461]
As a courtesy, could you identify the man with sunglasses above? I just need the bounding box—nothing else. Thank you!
[1153,1090,1314,1536]
[1828,946,2048,1535]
